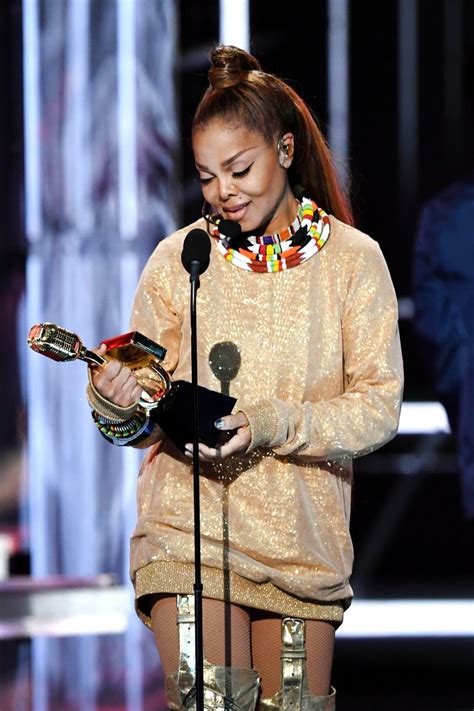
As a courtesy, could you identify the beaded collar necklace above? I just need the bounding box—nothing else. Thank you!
[207,197,331,273]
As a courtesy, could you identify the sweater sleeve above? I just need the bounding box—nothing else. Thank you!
[130,249,182,376]
[127,241,184,449]
[240,242,404,459]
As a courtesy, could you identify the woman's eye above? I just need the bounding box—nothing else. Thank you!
[232,163,253,178]
[198,176,213,185]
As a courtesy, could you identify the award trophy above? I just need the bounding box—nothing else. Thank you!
[27,323,236,452]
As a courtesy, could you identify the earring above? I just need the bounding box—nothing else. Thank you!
[277,137,289,166]
[202,199,220,234]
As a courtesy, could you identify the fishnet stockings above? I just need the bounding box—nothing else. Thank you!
[251,614,335,697]
[151,596,252,675]
[150,596,335,699]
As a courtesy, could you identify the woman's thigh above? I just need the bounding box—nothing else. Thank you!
[150,595,252,676]
[151,597,334,697]
[251,613,335,698]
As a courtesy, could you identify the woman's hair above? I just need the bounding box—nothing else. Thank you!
[193,45,353,225]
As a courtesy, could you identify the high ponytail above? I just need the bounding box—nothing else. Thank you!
[285,85,353,226]
[207,45,261,90]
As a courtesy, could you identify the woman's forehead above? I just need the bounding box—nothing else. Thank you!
[192,120,272,159]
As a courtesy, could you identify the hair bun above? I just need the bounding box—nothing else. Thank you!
[209,45,261,89]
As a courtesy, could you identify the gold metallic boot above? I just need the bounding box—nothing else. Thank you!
[166,594,260,710]
[258,617,336,711]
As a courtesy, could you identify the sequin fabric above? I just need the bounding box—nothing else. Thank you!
[129,215,404,625]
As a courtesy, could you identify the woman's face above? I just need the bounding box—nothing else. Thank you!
[192,118,295,234]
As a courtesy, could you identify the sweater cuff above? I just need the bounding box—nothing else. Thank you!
[86,368,140,422]
[238,399,279,452]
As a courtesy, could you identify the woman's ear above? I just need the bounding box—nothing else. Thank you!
[277,132,295,168]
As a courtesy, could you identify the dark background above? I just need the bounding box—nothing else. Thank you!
[1,1,473,709]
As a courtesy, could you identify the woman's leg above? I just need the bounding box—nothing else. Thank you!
[150,595,252,675]
[251,613,335,698]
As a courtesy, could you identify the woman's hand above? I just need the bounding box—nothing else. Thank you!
[90,344,142,407]
[184,412,250,461]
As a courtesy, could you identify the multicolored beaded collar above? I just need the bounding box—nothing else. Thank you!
[207,197,331,273]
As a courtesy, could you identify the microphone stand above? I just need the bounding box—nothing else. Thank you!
[189,260,204,711]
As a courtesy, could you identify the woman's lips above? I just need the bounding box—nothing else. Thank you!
[222,202,250,221]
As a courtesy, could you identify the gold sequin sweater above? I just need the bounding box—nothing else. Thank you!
[129,215,404,622]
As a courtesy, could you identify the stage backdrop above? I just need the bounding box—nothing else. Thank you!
[24,1,177,708]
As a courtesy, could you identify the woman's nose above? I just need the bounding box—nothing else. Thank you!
[217,177,237,200]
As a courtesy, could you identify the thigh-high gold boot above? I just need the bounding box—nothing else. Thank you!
[166,595,260,710]
[258,618,336,711]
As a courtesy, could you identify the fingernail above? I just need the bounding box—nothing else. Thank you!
[214,418,224,430]
[185,444,192,452]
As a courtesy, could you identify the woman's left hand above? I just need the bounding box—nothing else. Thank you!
[184,412,250,461]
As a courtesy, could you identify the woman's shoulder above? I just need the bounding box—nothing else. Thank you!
[140,217,208,276]
[326,215,396,297]
[150,217,208,260]
[328,215,383,258]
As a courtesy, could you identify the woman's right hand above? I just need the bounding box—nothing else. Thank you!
[90,343,142,407]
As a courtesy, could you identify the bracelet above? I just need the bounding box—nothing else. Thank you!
[86,368,140,421]
[92,408,155,446]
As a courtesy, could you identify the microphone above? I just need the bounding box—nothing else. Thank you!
[27,323,104,366]
[181,228,211,279]
[218,220,242,241]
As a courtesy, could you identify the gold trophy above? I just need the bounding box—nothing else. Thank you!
[27,323,237,452]
[27,322,171,410]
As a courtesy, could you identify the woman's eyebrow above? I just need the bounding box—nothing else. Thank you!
[195,146,257,171]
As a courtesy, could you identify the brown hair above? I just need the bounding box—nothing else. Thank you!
[193,45,353,226]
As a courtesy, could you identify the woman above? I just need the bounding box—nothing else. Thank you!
[88,45,403,710]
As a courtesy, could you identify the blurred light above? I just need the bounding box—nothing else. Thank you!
[339,599,474,637]
[219,0,249,51]
[117,0,141,515]
[117,0,138,239]
[23,0,41,240]
[399,402,450,434]
[328,0,349,186]
[398,0,418,208]
[64,0,91,230]
[397,296,414,319]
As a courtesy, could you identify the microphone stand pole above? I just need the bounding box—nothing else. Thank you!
[190,260,204,711]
